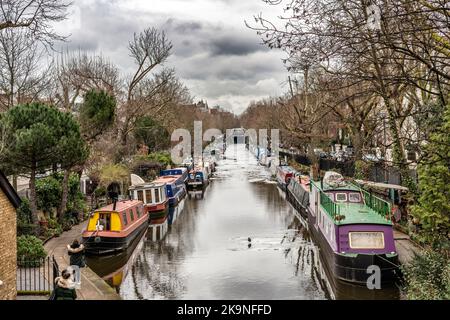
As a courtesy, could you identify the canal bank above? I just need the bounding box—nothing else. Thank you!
[44,222,120,300]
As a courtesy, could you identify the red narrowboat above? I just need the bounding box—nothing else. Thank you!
[129,181,169,224]
[82,200,148,255]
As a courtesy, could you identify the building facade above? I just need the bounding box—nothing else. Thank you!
[0,171,20,300]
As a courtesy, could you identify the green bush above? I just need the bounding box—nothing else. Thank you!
[17,235,47,266]
[401,250,450,300]
[36,175,62,213]
[354,160,373,180]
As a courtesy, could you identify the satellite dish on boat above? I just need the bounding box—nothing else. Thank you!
[130,174,145,186]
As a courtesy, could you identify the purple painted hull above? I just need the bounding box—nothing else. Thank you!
[307,208,399,284]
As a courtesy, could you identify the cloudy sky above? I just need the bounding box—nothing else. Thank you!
[55,0,288,115]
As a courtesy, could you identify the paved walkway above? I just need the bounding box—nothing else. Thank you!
[44,222,121,300]
[394,230,423,265]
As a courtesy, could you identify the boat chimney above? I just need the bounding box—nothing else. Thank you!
[113,199,117,211]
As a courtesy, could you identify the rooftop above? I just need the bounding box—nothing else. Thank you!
[334,202,392,226]
[97,200,142,213]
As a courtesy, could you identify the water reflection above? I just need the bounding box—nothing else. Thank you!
[87,144,400,300]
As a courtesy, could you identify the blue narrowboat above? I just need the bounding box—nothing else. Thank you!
[157,175,187,208]
[160,168,188,185]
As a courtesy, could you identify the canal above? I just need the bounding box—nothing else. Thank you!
[87,144,400,300]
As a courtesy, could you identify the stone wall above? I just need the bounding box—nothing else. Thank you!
[0,190,17,300]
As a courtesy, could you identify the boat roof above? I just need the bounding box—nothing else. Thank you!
[155,175,180,184]
[96,200,142,213]
[354,180,409,191]
[129,181,165,190]
[312,180,361,192]
[335,203,392,226]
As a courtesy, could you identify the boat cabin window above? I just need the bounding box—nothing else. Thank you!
[98,213,111,231]
[146,190,153,204]
[137,190,144,202]
[155,188,160,203]
[122,212,128,226]
[335,193,348,202]
[349,193,362,203]
[129,209,135,222]
[137,205,143,218]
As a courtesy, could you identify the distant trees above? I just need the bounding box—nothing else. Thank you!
[0,103,87,224]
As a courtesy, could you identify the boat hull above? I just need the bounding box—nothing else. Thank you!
[286,186,309,220]
[307,208,399,284]
[83,219,149,256]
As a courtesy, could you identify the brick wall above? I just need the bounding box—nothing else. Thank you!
[0,190,17,300]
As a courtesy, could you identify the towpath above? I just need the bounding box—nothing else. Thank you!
[44,222,121,300]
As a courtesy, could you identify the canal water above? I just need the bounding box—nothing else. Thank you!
[87,144,400,300]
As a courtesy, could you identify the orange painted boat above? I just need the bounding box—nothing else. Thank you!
[82,200,148,255]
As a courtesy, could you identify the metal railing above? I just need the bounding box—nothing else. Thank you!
[361,188,392,219]
[17,256,59,295]
[320,190,340,220]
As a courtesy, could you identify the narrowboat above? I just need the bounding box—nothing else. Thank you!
[276,166,296,191]
[308,172,399,284]
[156,175,187,208]
[286,174,310,219]
[129,181,169,224]
[160,167,188,185]
[82,200,148,255]
[187,167,209,189]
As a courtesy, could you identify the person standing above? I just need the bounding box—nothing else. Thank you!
[67,239,86,268]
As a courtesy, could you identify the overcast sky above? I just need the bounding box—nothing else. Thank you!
[55,0,288,115]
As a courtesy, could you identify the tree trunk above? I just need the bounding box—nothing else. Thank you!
[58,169,71,223]
[29,165,39,226]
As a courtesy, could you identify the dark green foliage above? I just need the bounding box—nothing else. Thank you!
[17,235,47,266]
[411,103,450,247]
[79,89,116,142]
[401,250,450,300]
[133,116,170,152]
[35,173,85,216]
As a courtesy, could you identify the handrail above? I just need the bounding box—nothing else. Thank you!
[360,188,392,219]
[319,190,340,220]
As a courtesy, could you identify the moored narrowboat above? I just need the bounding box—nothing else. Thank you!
[82,200,148,255]
[129,181,169,224]
[156,175,187,208]
[286,174,310,219]
[307,172,399,284]
[160,167,188,185]
[187,167,209,189]
[276,166,296,191]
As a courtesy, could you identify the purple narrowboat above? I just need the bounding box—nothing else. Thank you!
[308,172,399,284]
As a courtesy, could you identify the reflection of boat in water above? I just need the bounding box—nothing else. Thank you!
[168,197,186,226]
[86,227,147,290]
[188,189,205,200]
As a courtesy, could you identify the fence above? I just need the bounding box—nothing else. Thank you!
[16,256,59,295]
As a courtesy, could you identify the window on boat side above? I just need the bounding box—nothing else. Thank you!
[137,190,144,202]
[349,193,362,203]
[155,188,160,203]
[122,212,128,226]
[335,193,347,202]
[137,205,143,218]
[145,189,153,204]
[129,209,135,222]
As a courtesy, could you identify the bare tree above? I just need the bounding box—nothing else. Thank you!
[0,0,71,45]
[0,28,51,111]
[119,27,173,146]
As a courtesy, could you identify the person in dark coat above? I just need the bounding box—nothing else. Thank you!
[53,270,77,300]
[67,239,86,268]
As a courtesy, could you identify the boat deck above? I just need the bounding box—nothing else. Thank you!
[331,203,392,226]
